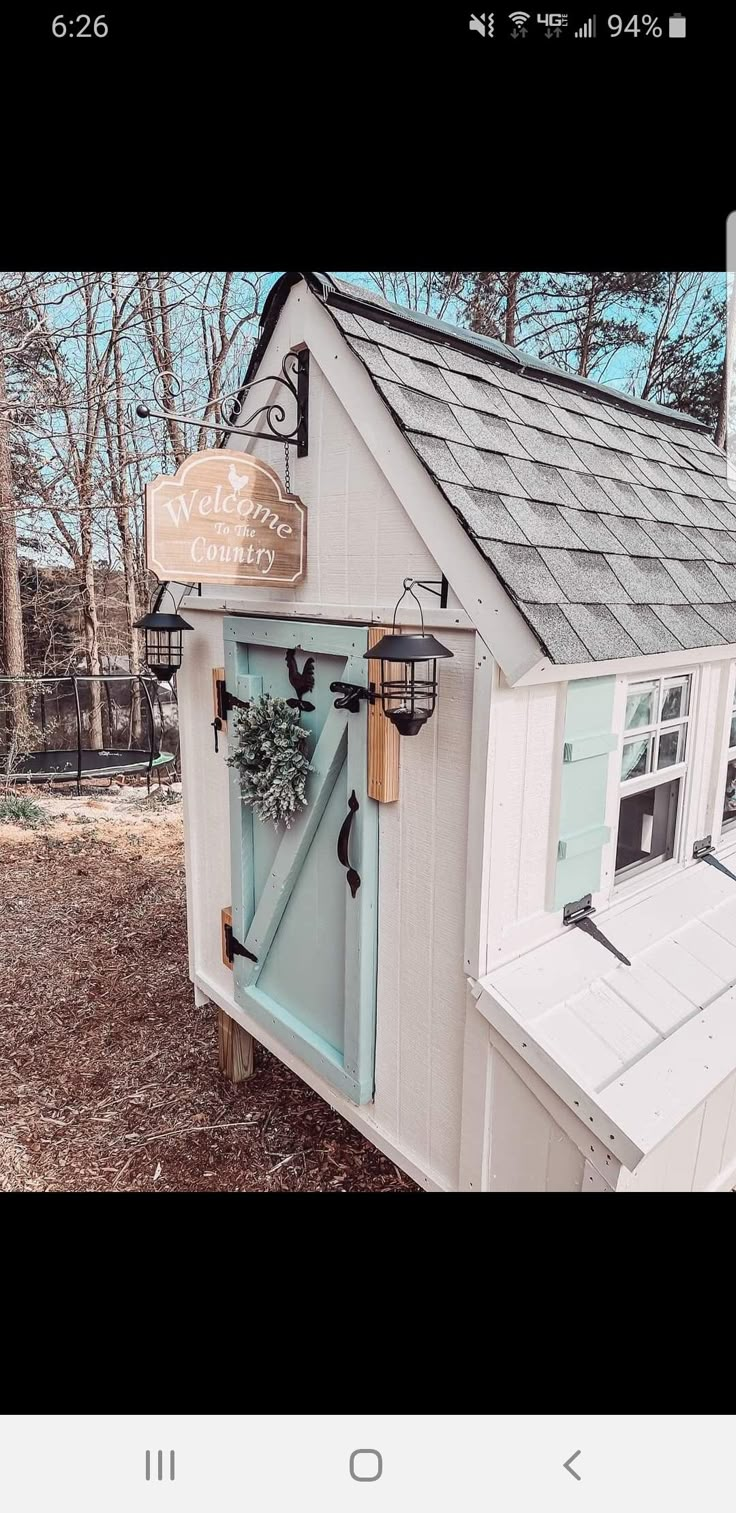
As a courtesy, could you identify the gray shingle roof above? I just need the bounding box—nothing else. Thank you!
[325,289,733,666]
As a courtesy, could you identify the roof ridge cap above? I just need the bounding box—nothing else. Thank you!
[325,285,709,433]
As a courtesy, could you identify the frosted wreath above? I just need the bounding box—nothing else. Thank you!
[227,693,310,829]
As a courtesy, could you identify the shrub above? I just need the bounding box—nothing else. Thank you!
[0,795,49,828]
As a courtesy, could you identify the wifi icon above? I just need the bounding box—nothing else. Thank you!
[509,8,530,22]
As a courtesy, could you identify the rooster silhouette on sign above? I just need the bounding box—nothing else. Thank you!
[228,463,250,494]
[285,648,315,712]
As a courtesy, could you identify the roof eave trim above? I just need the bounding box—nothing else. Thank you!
[510,639,736,687]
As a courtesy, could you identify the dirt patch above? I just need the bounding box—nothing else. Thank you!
[0,787,419,1193]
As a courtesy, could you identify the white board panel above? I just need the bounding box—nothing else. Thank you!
[692,1072,736,1191]
[672,920,736,986]
[642,938,725,1007]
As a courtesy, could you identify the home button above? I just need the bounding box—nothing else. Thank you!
[350,1450,383,1482]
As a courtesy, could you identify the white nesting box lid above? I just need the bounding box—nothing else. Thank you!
[475,856,736,1170]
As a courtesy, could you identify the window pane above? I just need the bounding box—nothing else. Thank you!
[658,728,682,769]
[723,759,736,827]
[729,714,736,750]
[661,677,689,722]
[625,682,657,730]
[616,779,679,875]
[621,737,650,781]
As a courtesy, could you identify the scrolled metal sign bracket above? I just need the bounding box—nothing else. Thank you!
[136,348,309,457]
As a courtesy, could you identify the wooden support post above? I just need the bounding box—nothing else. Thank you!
[219,905,255,1080]
[367,625,401,803]
[217,1007,255,1083]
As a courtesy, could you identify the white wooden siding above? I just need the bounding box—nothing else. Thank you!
[460,1005,736,1192]
[614,1071,736,1190]
[458,1009,620,1192]
[373,629,475,1182]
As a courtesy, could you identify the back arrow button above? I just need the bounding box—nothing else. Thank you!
[563,1451,582,1481]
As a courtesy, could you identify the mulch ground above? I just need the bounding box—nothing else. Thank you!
[0,786,419,1192]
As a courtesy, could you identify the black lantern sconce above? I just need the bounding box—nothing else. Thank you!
[135,583,193,683]
[331,579,453,737]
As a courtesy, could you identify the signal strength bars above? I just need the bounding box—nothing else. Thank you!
[574,14,596,34]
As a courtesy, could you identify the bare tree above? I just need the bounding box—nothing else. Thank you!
[0,338,26,733]
[368,272,465,323]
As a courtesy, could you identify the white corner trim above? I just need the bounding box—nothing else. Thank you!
[463,636,495,977]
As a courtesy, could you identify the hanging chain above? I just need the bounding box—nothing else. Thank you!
[284,440,291,493]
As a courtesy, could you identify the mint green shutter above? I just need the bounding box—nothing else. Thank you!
[554,676,617,909]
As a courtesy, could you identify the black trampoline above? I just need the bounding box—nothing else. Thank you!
[1,673,177,793]
[11,748,175,782]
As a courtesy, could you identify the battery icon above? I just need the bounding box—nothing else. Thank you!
[669,12,686,34]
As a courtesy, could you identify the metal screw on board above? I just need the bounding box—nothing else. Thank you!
[350,1450,383,1482]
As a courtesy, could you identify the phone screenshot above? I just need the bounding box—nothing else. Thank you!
[1,8,733,1200]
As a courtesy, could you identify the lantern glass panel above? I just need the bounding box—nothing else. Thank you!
[146,628,182,676]
[379,657,438,735]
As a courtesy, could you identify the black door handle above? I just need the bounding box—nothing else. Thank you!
[337,790,361,897]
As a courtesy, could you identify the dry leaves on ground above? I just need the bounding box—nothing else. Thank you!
[0,784,419,1194]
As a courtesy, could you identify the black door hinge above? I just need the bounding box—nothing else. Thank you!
[693,835,736,882]
[562,894,631,967]
[223,920,258,965]
[215,678,251,722]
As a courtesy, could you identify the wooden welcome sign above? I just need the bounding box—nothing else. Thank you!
[145,450,307,587]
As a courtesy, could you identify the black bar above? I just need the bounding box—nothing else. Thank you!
[700,851,736,884]
[296,348,309,458]
[139,676,157,792]
[71,676,83,795]
[573,916,631,967]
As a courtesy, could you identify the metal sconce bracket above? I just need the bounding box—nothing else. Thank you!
[330,681,376,713]
[413,577,449,608]
[562,894,631,967]
[136,348,309,457]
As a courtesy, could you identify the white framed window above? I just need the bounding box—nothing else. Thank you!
[721,676,736,831]
[615,672,692,880]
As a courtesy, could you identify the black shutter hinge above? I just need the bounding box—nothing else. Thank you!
[223,920,258,965]
[562,894,631,967]
[215,678,250,721]
[693,835,736,882]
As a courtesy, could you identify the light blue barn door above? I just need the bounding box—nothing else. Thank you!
[224,616,378,1104]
